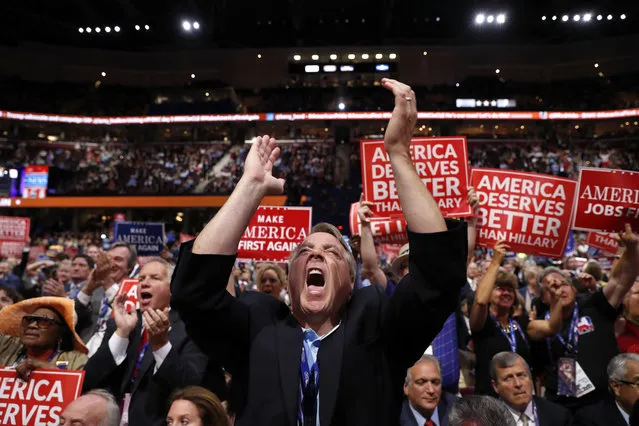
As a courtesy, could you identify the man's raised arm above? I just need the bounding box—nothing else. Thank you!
[192,136,285,255]
[382,79,447,234]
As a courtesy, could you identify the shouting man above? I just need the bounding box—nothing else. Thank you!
[171,79,468,426]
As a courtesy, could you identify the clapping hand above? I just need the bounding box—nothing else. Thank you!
[357,193,375,224]
[143,308,170,351]
[381,78,417,158]
[114,294,138,338]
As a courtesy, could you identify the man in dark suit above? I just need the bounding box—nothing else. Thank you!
[491,352,571,426]
[171,79,468,426]
[400,355,457,426]
[83,258,226,426]
[572,353,639,426]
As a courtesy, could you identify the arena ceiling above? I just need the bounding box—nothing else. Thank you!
[0,0,637,50]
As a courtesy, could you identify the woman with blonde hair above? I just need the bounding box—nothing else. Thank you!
[167,386,228,426]
[256,262,287,302]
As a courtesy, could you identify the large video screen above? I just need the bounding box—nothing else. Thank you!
[0,166,48,198]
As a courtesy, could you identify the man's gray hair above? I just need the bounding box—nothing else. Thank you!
[85,389,120,426]
[448,395,516,426]
[141,257,175,282]
[537,266,566,287]
[607,353,639,382]
[405,354,442,385]
[490,351,531,381]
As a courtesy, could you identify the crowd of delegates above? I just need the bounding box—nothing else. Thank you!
[1,81,639,426]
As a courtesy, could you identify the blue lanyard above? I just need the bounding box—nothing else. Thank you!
[533,401,539,426]
[490,314,528,353]
[131,342,149,384]
[297,339,319,425]
[545,302,579,354]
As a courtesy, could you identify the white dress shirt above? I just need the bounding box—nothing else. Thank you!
[409,403,440,426]
[507,400,535,426]
[108,328,172,375]
[80,284,119,357]
[616,401,630,425]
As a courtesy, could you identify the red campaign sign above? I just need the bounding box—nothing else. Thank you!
[0,217,30,242]
[0,242,25,258]
[27,246,46,261]
[349,202,408,244]
[0,369,84,426]
[360,137,472,217]
[572,168,639,232]
[376,243,403,263]
[238,206,312,262]
[587,232,619,255]
[471,169,577,258]
[114,279,139,313]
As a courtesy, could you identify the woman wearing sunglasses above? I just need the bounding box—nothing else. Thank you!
[0,296,88,379]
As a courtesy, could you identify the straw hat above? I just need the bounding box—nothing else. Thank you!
[0,297,88,354]
[391,243,410,276]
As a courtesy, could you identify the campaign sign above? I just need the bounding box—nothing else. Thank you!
[360,137,472,217]
[238,206,312,262]
[21,166,49,199]
[0,369,84,426]
[114,279,139,313]
[0,217,30,242]
[113,222,165,256]
[471,169,577,258]
[572,168,639,232]
[349,202,408,244]
[0,242,25,258]
[586,232,619,255]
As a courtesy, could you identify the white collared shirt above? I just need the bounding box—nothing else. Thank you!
[108,327,172,375]
[616,401,630,425]
[507,400,535,426]
[409,403,440,426]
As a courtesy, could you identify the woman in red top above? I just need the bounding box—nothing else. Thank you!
[618,279,639,353]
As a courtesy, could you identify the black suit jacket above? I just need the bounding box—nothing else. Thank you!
[399,392,457,426]
[171,221,467,426]
[82,310,226,426]
[533,396,571,426]
[572,398,628,426]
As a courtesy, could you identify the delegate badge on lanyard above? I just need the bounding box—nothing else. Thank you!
[557,357,577,397]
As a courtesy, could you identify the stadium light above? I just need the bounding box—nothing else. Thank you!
[475,13,486,25]
[257,54,262,59]
[621,14,626,20]
[496,14,506,24]
[105,26,111,33]
[95,27,101,33]
[597,15,603,20]
[101,72,106,77]
[190,73,195,79]
[205,92,210,97]
[495,68,500,74]
[135,25,140,31]
[182,21,191,31]
[362,53,369,59]
[583,13,592,22]
[145,25,150,30]
[389,53,397,59]
[338,102,346,111]
[573,15,580,22]
[330,54,338,60]
[541,16,547,21]
[78,28,84,33]
[311,54,319,60]
[456,82,460,87]
[594,63,599,68]
[562,15,569,22]
[193,22,200,29]
[347,54,355,59]
[552,16,557,21]
[487,15,495,23]
[86,27,92,33]
[114,26,120,32]
[293,55,301,61]
[375,53,383,59]
[607,14,613,20]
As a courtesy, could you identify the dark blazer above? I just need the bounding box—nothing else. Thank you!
[171,221,467,426]
[82,310,226,426]
[74,287,106,342]
[399,392,457,426]
[533,396,571,426]
[572,397,628,426]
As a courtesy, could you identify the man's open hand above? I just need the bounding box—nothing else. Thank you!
[242,135,285,195]
[381,78,417,158]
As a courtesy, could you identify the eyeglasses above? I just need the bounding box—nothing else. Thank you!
[616,379,639,390]
[22,315,62,329]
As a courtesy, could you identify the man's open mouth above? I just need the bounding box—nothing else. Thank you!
[307,268,325,287]
[140,291,153,302]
